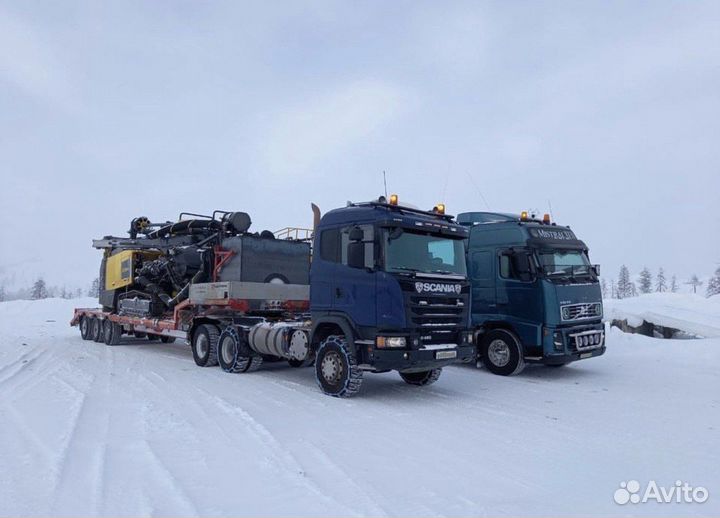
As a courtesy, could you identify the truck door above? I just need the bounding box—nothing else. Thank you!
[333,224,377,328]
[310,227,340,311]
[469,249,497,324]
[496,249,544,343]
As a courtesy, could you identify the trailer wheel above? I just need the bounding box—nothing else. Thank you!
[192,324,219,367]
[103,319,121,346]
[160,336,175,344]
[91,317,104,342]
[217,327,253,373]
[134,331,147,339]
[480,329,525,376]
[399,368,442,386]
[315,335,363,398]
[79,316,92,340]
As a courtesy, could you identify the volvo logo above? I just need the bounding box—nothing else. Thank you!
[415,282,462,295]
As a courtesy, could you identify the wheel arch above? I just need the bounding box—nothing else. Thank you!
[310,316,356,352]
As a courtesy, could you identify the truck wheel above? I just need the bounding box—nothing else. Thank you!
[480,329,525,376]
[217,327,253,373]
[247,355,264,372]
[192,324,219,367]
[91,317,104,342]
[103,319,121,346]
[160,336,175,343]
[315,335,363,398]
[79,316,92,340]
[400,368,442,386]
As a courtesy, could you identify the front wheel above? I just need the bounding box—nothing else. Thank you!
[192,324,219,367]
[315,335,363,398]
[399,368,442,386]
[480,329,525,376]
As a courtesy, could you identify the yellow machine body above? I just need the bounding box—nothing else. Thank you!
[105,250,160,290]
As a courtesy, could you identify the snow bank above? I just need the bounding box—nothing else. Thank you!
[604,292,720,338]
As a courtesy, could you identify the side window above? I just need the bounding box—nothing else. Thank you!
[499,253,512,279]
[341,225,374,268]
[471,251,492,280]
[320,228,340,262]
[499,250,533,281]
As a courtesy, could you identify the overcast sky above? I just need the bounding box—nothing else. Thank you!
[1,0,718,291]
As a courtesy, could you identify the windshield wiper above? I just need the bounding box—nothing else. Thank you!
[390,266,423,273]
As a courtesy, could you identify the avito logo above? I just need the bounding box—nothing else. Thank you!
[614,480,709,505]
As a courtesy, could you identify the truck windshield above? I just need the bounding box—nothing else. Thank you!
[537,249,593,279]
[384,230,466,275]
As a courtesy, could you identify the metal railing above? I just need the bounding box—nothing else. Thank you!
[274,227,314,241]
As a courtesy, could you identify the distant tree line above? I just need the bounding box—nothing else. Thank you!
[0,276,100,302]
[601,265,720,299]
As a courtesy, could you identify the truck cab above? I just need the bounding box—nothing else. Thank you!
[309,196,476,396]
[458,211,605,375]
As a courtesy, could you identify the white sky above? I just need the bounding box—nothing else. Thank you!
[1,0,718,290]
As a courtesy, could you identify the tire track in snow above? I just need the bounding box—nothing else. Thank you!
[49,350,112,516]
[0,347,46,388]
[138,440,200,516]
[296,441,390,517]
[201,390,359,516]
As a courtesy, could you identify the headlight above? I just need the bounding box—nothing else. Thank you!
[376,336,406,348]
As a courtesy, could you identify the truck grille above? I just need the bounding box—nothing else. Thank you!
[560,303,602,322]
[409,295,465,345]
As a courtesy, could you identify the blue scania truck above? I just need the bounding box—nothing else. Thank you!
[311,195,475,395]
[458,211,605,375]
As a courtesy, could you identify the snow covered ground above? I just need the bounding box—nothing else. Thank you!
[0,298,718,517]
[604,292,720,338]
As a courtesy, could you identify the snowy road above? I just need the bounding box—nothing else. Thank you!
[1,298,718,517]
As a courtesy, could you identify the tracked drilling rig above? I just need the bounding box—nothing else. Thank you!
[93,210,310,316]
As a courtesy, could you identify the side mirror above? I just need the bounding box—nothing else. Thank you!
[593,264,601,276]
[347,241,365,269]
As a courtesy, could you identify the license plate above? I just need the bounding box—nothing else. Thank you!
[436,350,457,360]
[580,352,592,359]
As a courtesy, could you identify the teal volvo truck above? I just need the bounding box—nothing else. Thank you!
[458,211,605,375]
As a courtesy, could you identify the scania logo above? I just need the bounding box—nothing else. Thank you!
[414,282,462,295]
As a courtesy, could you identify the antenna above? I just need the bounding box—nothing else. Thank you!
[464,171,491,210]
[382,170,388,199]
[547,200,555,220]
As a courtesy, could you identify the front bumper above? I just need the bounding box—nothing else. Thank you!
[534,345,606,365]
[367,344,476,373]
[536,322,606,364]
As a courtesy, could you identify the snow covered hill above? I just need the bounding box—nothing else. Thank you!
[0,298,718,517]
